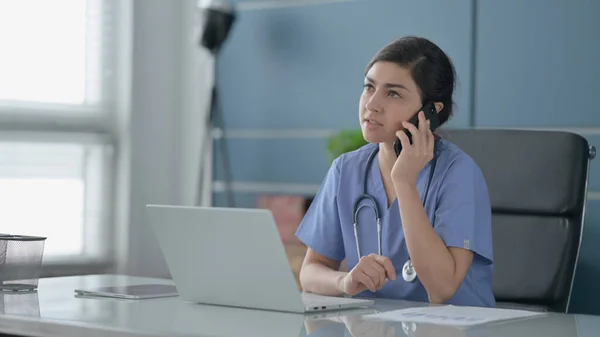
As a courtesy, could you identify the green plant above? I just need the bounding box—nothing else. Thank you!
[326,129,368,162]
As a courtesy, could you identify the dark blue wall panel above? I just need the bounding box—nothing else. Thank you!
[570,199,600,315]
[217,0,474,130]
[583,135,600,191]
[213,138,330,183]
[474,0,600,127]
[570,134,600,314]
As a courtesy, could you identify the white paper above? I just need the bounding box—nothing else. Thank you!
[363,305,546,327]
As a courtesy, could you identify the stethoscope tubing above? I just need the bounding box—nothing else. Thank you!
[352,143,437,283]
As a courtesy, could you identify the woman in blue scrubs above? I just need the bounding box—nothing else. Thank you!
[295,36,495,307]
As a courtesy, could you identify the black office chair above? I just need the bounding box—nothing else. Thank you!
[443,129,595,313]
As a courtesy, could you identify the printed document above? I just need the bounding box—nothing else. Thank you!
[363,305,546,327]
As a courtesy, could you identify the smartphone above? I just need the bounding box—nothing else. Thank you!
[393,102,441,157]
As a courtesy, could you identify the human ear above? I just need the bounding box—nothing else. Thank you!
[434,102,444,114]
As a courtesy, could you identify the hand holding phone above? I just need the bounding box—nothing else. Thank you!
[393,102,440,157]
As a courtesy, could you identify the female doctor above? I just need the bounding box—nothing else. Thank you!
[295,36,495,307]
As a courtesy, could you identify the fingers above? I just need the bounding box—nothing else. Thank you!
[356,257,384,291]
[427,120,434,158]
[363,259,387,288]
[401,111,434,159]
[417,110,427,148]
[373,255,397,281]
[396,129,411,152]
[361,254,396,281]
[350,254,398,294]
[401,121,419,149]
[354,270,377,292]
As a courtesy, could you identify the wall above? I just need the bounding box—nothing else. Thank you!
[212,0,600,314]
[212,0,474,205]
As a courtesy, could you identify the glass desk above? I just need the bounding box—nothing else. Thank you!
[0,274,598,337]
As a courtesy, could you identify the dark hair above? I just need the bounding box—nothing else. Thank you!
[365,36,457,126]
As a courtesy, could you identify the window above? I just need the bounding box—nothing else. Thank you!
[0,0,120,268]
[0,0,112,110]
[0,138,112,260]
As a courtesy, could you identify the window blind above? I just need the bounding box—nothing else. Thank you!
[0,0,116,113]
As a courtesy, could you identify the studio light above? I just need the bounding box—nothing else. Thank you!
[197,0,236,55]
[195,0,237,207]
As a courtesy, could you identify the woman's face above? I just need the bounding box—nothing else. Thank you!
[359,61,423,144]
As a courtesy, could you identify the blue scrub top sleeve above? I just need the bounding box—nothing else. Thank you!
[295,158,345,261]
[433,157,494,264]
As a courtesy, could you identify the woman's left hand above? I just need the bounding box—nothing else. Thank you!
[391,110,435,186]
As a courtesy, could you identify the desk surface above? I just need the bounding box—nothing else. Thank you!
[0,274,598,337]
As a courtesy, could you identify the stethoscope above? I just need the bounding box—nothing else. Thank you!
[352,143,437,283]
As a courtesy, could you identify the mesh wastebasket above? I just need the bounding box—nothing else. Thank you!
[0,235,46,292]
[0,292,40,316]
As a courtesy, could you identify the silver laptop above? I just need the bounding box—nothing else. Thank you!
[145,205,374,313]
[74,284,178,299]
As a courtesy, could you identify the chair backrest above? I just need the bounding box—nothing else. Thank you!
[443,129,593,312]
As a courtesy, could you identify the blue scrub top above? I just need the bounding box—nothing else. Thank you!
[295,139,495,307]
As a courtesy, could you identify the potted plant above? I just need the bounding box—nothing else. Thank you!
[303,129,367,211]
[326,129,368,163]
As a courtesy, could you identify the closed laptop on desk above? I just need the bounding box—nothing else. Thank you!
[145,205,373,313]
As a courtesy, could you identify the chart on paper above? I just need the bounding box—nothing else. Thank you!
[363,305,546,327]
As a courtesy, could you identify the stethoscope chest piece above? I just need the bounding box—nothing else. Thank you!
[402,259,417,282]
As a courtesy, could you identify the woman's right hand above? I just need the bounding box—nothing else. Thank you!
[340,254,396,295]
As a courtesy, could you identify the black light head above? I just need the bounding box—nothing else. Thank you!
[197,0,236,55]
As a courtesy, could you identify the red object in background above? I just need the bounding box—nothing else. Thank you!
[257,195,307,244]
